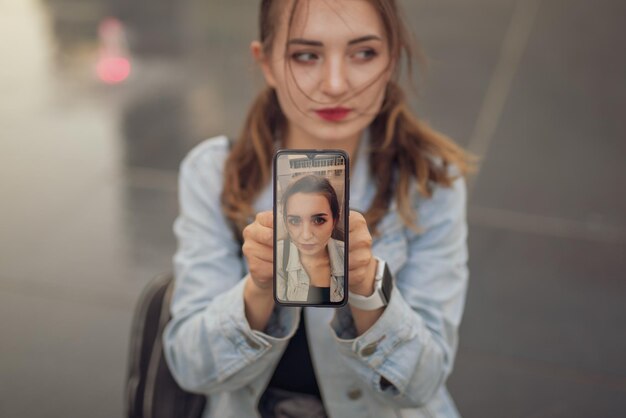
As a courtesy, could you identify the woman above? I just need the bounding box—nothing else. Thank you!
[164,0,474,417]
[277,175,345,303]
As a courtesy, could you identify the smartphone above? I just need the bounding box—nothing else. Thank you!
[273,149,349,307]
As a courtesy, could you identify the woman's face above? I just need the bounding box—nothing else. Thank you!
[254,0,392,147]
[285,192,336,257]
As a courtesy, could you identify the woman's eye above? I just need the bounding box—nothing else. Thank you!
[353,49,378,60]
[312,216,327,225]
[291,52,319,63]
[288,218,301,226]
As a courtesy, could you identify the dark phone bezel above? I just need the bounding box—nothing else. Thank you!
[272,149,350,308]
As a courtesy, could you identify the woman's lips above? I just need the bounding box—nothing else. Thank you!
[299,243,317,251]
[315,107,351,121]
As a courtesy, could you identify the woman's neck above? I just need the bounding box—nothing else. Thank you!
[300,247,330,268]
[300,248,332,288]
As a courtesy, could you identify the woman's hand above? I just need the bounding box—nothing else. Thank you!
[242,211,275,331]
[348,210,383,336]
[242,211,275,293]
[348,210,378,296]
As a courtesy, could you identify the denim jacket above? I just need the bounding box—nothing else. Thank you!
[276,238,345,303]
[163,130,469,418]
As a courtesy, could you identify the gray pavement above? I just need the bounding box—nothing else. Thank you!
[1,0,625,417]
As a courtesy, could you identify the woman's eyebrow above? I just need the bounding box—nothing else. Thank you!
[287,35,382,47]
[310,213,329,218]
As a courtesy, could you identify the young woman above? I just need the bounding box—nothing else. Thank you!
[164,0,474,417]
[277,175,345,303]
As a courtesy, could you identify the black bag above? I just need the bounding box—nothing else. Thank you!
[125,273,207,418]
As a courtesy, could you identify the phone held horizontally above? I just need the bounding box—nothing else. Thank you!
[273,149,349,307]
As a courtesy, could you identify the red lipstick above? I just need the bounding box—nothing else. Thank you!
[315,107,351,121]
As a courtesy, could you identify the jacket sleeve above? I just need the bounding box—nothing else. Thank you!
[162,138,299,394]
[330,174,469,408]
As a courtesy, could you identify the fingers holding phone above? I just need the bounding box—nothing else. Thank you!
[242,211,274,292]
[347,210,377,296]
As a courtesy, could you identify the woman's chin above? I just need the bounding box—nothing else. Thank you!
[297,244,319,254]
[298,244,323,256]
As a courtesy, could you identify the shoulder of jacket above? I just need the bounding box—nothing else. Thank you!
[182,135,231,169]
[406,159,465,202]
[409,171,466,240]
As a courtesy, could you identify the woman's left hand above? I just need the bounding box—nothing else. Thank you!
[348,210,378,296]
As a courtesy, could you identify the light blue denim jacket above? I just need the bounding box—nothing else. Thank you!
[163,130,469,418]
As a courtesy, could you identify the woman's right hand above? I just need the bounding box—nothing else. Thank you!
[242,211,274,294]
[242,211,275,331]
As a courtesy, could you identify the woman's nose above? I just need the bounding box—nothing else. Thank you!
[301,222,314,240]
[321,56,349,97]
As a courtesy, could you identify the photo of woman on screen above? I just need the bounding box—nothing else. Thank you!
[276,175,345,303]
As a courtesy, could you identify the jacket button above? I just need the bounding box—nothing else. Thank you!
[347,388,362,400]
[360,342,378,357]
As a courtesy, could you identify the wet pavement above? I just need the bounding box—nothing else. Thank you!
[1,0,625,417]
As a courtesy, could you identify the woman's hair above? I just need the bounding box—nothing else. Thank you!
[281,175,340,222]
[222,0,476,241]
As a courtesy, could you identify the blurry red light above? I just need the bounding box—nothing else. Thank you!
[96,55,131,84]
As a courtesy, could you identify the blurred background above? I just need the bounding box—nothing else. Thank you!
[1,0,625,417]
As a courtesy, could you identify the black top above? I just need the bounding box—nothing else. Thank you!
[267,309,321,397]
[307,285,331,304]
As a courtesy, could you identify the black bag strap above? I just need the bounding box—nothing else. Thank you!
[283,237,290,276]
[126,274,170,417]
[125,274,207,418]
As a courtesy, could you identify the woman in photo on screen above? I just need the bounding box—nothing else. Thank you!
[164,0,475,417]
[277,174,345,303]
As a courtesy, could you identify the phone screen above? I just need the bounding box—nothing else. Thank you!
[273,150,349,307]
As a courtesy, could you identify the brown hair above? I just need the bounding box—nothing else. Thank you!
[281,175,340,223]
[222,0,475,241]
